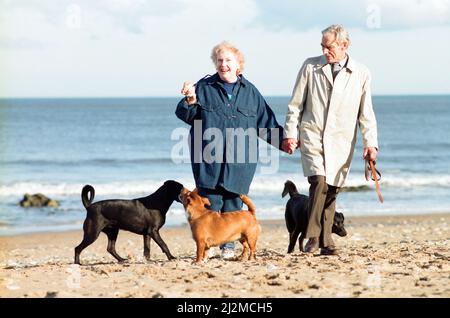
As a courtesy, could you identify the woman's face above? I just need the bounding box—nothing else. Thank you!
[215,49,239,83]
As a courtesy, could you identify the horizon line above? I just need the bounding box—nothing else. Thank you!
[1,93,450,99]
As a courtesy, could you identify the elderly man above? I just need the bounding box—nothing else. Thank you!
[282,25,378,255]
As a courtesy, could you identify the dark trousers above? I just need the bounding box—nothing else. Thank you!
[197,187,243,212]
[305,176,340,248]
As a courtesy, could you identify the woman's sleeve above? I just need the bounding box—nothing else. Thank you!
[175,97,200,126]
[256,93,284,150]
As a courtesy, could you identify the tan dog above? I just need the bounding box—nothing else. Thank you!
[180,188,261,263]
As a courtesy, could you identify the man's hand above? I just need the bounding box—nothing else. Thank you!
[363,147,378,161]
[181,81,197,105]
[282,138,299,154]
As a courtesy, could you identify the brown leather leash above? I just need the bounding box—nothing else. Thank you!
[365,160,383,203]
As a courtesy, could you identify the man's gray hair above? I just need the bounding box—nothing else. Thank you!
[322,24,350,45]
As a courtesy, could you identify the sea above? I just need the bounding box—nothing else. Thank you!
[1,95,449,235]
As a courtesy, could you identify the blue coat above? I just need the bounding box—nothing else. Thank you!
[175,73,284,194]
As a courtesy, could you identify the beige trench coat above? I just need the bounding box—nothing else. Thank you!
[284,55,378,187]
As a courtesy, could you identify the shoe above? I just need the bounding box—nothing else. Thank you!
[221,248,235,260]
[304,237,320,253]
[207,248,216,259]
[320,246,339,256]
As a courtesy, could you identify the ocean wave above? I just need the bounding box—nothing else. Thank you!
[249,174,450,194]
[1,174,450,197]
[0,157,175,166]
[340,185,372,192]
[0,178,197,198]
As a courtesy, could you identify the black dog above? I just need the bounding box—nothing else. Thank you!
[74,180,184,265]
[282,180,347,253]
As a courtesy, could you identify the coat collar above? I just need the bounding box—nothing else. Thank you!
[318,54,355,72]
[318,54,355,86]
[205,73,248,87]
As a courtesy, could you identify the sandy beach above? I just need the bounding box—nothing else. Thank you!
[1,213,449,298]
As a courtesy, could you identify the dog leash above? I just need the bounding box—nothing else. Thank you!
[365,160,383,203]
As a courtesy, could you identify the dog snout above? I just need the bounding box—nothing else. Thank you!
[338,226,347,236]
[332,221,347,237]
[179,187,191,203]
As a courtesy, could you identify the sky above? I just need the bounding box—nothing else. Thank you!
[1,0,449,98]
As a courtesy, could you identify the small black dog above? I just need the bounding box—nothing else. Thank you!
[282,180,347,253]
[74,180,184,265]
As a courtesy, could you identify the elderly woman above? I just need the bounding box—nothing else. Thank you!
[176,41,284,259]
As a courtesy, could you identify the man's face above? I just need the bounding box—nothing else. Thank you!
[321,33,348,63]
[215,50,239,83]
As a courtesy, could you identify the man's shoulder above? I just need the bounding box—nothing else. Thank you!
[297,56,327,74]
[305,55,324,64]
[348,57,371,76]
[301,55,325,68]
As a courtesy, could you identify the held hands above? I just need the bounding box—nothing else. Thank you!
[363,147,378,162]
[181,81,197,105]
[282,138,299,154]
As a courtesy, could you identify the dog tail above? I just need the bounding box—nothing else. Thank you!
[81,185,95,209]
[282,180,299,198]
[240,194,256,215]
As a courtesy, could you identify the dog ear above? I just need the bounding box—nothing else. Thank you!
[202,197,211,208]
[192,188,198,194]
